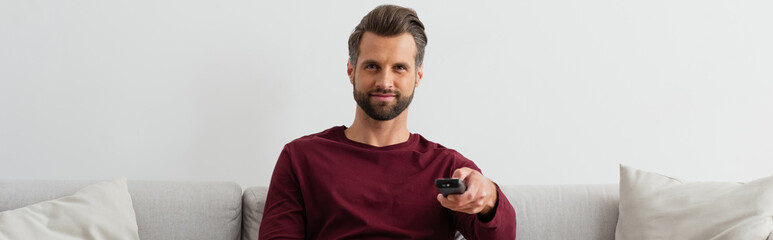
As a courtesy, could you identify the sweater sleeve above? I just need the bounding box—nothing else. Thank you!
[452,157,517,240]
[454,184,517,240]
[258,145,306,240]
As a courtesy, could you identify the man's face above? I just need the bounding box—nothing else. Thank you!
[347,32,424,121]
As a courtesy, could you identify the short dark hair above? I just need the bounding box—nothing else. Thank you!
[348,5,427,69]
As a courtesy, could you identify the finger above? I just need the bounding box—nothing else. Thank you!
[446,194,458,202]
[453,195,477,210]
[453,201,485,214]
[457,197,488,212]
[459,182,497,214]
[443,194,487,214]
[460,175,481,201]
[437,194,450,207]
[440,194,466,205]
[457,206,485,214]
[439,194,466,211]
[446,194,469,206]
[447,194,475,207]
[455,186,475,203]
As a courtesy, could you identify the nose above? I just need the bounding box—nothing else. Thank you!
[374,70,394,90]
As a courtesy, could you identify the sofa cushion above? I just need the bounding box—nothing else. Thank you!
[0,180,242,240]
[616,165,773,240]
[242,186,269,240]
[0,178,139,240]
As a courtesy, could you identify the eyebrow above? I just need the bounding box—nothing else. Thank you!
[360,59,380,67]
[360,59,412,70]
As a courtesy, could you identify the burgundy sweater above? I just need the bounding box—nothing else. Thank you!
[259,126,516,239]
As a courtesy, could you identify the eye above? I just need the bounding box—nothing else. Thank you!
[365,64,378,70]
[395,65,407,71]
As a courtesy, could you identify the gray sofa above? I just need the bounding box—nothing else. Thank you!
[1,180,620,240]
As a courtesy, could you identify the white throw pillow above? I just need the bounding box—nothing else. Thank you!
[616,165,773,240]
[0,178,140,240]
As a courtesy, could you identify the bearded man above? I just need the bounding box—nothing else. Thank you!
[258,5,517,240]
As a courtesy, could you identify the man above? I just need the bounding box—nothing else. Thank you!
[259,5,516,240]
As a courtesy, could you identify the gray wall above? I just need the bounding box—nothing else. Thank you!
[2,0,772,187]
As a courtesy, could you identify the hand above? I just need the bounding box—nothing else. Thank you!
[437,167,498,215]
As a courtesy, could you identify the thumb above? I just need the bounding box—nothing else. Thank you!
[452,167,473,181]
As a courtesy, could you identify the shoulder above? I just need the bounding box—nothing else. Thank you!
[415,134,473,162]
[414,133,458,154]
[415,134,481,171]
[283,126,345,150]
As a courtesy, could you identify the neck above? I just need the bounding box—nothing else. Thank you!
[345,107,410,147]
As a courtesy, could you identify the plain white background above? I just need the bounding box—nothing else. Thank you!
[1,0,772,188]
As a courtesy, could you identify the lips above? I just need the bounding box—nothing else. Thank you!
[370,93,396,101]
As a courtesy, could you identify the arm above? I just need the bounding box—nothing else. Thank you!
[258,146,306,240]
[437,167,517,240]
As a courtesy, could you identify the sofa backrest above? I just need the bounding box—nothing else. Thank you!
[241,184,619,240]
[0,180,242,240]
[502,184,619,240]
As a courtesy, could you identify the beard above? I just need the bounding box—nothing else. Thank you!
[353,83,415,121]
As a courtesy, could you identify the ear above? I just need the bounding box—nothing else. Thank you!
[415,63,424,87]
[347,59,355,85]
